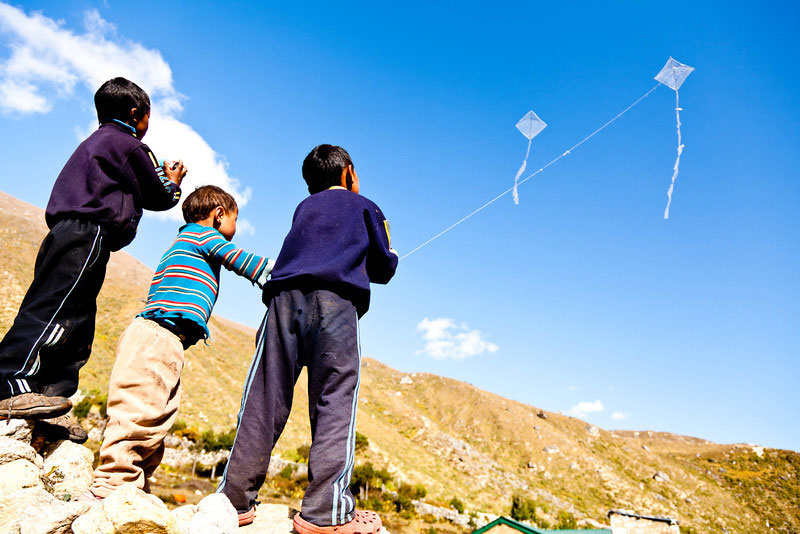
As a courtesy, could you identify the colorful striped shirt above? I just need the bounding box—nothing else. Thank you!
[139,222,273,340]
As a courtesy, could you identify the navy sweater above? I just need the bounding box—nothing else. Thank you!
[265,188,398,317]
[45,122,181,250]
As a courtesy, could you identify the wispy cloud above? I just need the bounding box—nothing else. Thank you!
[568,385,579,392]
[611,411,629,421]
[0,3,250,220]
[416,317,498,360]
[568,400,604,418]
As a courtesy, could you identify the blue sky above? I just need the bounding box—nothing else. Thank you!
[1,1,798,451]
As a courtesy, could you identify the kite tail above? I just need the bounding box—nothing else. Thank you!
[514,139,532,205]
[664,89,684,219]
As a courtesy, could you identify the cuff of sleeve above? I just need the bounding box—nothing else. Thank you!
[256,258,276,288]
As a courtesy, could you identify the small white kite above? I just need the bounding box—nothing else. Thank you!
[513,110,547,204]
[655,57,695,219]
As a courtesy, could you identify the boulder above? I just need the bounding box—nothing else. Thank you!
[653,471,670,483]
[239,503,296,533]
[5,488,92,534]
[188,493,238,534]
[0,418,35,444]
[171,504,199,534]
[0,436,42,467]
[72,484,179,534]
[0,459,44,496]
[42,440,94,500]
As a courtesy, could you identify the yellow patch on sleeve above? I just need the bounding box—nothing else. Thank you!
[383,220,392,247]
[147,151,159,168]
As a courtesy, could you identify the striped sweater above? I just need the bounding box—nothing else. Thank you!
[139,223,272,340]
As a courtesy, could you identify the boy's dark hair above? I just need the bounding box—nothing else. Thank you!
[302,144,353,194]
[94,77,151,124]
[182,185,238,223]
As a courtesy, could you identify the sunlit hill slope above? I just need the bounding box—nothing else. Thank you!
[1,191,798,533]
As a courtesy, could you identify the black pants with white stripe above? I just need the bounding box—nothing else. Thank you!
[0,218,110,399]
[218,289,361,526]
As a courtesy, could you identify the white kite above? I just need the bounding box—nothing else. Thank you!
[513,110,547,204]
[655,57,695,219]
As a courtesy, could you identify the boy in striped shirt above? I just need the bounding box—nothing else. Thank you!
[86,185,273,500]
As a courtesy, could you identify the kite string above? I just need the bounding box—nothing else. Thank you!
[663,89,682,219]
[400,83,661,261]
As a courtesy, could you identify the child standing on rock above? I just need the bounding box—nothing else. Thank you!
[217,144,397,533]
[85,185,274,500]
[0,78,186,443]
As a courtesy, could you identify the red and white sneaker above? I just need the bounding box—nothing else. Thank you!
[293,510,381,534]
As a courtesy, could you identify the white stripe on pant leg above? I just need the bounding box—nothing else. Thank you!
[17,227,102,376]
[216,310,269,493]
[332,313,362,524]
[16,379,30,393]
[27,324,64,377]
[340,319,362,522]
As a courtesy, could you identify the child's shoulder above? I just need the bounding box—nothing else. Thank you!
[82,123,145,154]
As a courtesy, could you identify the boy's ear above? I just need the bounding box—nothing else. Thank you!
[129,107,139,124]
[341,165,359,192]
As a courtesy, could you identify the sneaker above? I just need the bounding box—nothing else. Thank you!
[238,508,255,527]
[293,510,381,534]
[36,414,88,443]
[0,393,72,420]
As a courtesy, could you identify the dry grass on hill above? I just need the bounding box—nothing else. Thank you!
[1,190,798,533]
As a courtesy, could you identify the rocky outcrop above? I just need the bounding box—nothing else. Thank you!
[0,417,252,534]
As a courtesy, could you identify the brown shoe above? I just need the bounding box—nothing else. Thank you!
[0,393,72,420]
[36,414,88,443]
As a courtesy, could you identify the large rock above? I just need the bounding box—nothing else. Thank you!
[0,459,43,496]
[0,418,35,443]
[72,484,180,534]
[189,493,238,534]
[0,436,42,467]
[42,440,94,500]
[3,487,91,534]
[239,503,296,534]
[171,504,199,534]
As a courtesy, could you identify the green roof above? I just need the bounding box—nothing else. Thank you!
[472,516,611,534]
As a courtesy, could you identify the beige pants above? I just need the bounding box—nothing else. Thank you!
[91,317,185,497]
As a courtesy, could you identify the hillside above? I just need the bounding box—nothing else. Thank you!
[1,190,798,534]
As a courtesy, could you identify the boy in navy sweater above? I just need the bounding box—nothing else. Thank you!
[218,145,397,532]
[0,78,186,440]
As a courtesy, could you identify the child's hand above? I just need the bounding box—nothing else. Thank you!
[164,160,188,185]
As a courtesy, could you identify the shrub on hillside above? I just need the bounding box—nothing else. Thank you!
[355,432,369,452]
[449,497,465,514]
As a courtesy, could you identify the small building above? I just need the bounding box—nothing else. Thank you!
[472,516,611,534]
[607,510,679,534]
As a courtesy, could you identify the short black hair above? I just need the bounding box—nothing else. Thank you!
[94,77,150,124]
[182,185,238,223]
[302,144,353,194]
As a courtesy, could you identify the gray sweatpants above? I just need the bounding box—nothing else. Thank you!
[218,289,361,526]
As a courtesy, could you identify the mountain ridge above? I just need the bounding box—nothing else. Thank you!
[1,190,797,533]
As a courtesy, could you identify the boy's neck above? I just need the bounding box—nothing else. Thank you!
[109,119,138,137]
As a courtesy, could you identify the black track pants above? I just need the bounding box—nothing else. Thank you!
[0,219,110,398]
[218,289,361,526]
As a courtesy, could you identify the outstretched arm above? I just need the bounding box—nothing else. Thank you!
[202,232,275,288]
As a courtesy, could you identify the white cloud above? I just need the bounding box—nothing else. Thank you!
[568,385,578,392]
[416,317,498,360]
[568,400,604,418]
[0,4,250,220]
[611,411,629,421]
